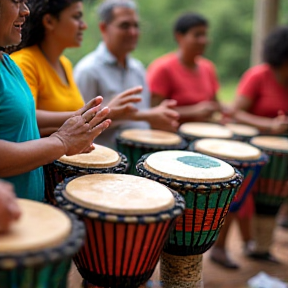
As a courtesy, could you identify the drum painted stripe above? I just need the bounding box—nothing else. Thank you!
[175,207,229,233]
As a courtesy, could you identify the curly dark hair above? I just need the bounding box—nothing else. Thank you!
[263,26,288,68]
[174,12,208,35]
[13,0,82,52]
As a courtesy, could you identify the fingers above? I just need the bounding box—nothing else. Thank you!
[160,99,177,108]
[81,104,102,123]
[164,109,179,119]
[117,86,143,99]
[77,96,104,115]
[89,106,110,129]
[91,119,112,139]
[119,95,142,105]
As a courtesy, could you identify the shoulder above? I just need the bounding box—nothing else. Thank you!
[240,64,270,82]
[74,50,99,76]
[129,56,146,73]
[148,53,177,70]
[198,57,216,70]
[11,46,39,63]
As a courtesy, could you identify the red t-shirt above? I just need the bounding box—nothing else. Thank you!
[237,64,288,118]
[147,53,219,106]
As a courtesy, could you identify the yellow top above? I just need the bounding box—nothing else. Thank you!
[0,199,71,253]
[11,45,84,111]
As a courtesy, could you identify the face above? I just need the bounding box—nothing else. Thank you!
[48,1,87,48]
[177,25,209,57]
[0,0,29,47]
[101,7,139,56]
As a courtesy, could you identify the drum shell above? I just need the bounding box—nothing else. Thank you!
[55,178,185,287]
[251,149,288,214]
[44,152,128,205]
[136,155,242,256]
[0,213,85,288]
[116,137,187,175]
[188,142,269,212]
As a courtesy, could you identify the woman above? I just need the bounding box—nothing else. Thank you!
[11,0,142,137]
[147,12,220,123]
[0,0,111,202]
[210,26,288,269]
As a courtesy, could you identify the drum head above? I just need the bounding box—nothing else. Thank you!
[144,150,235,183]
[250,136,288,152]
[58,144,121,168]
[0,199,71,254]
[179,122,233,139]
[194,139,261,160]
[119,129,182,145]
[225,123,259,137]
[64,174,175,215]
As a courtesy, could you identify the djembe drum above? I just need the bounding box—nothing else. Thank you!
[44,144,128,205]
[0,199,85,288]
[225,123,259,142]
[179,122,234,144]
[189,139,268,212]
[116,129,187,175]
[55,174,185,288]
[249,136,288,257]
[136,151,242,287]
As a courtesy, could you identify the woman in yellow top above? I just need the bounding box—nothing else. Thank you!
[11,0,142,136]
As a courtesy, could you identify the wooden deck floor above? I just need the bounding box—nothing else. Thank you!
[68,221,288,288]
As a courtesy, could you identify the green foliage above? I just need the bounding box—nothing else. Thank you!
[65,0,288,103]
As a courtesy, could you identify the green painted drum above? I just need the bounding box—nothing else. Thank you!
[0,199,85,288]
[179,122,234,143]
[116,129,187,175]
[136,150,242,288]
[250,136,288,214]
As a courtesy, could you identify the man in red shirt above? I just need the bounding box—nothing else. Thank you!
[147,12,220,123]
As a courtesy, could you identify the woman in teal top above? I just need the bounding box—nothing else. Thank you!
[0,0,111,202]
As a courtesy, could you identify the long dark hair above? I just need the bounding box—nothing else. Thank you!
[11,0,82,53]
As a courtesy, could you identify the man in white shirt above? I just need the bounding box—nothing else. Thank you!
[74,0,179,148]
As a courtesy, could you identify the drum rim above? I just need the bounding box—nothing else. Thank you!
[249,136,288,154]
[54,151,128,171]
[136,154,243,192]
[188,141,269,168]
[116,134,188,150]
[0,212,85,269]
[55,177,185,223]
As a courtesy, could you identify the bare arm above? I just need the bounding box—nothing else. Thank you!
[151,93,220,123]
[232,96,288,133]
[0,97,111,177]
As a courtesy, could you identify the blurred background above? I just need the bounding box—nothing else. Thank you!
[65,0,288,104]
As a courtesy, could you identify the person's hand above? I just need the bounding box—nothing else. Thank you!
[51,97,111,156]
[108,86,143,120]
[271,110,288,134]
[0,180,21,233]
[73,96,104,117]
[194,101,221,120]
[144,99,179,132]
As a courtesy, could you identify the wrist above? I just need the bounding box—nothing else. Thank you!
[49,133,67,156]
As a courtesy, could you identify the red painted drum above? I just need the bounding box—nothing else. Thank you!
[55,174,185,287]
